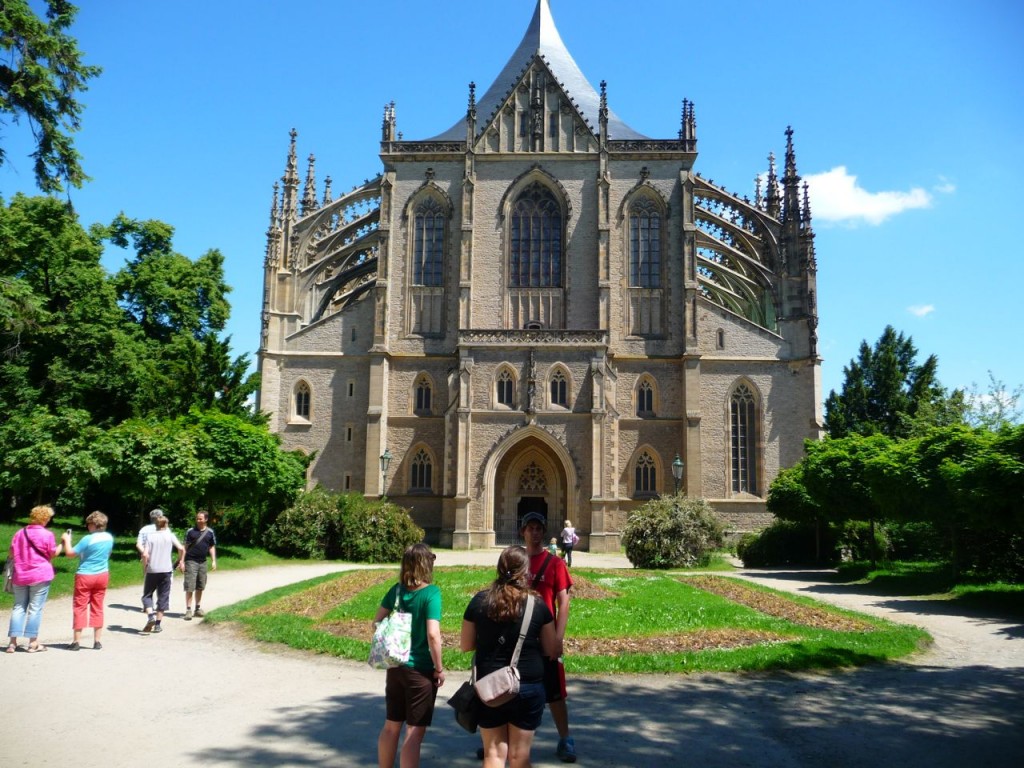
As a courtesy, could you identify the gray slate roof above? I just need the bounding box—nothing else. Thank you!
[428,0,648,141]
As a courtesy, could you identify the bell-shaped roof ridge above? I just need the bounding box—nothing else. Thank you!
[428,0,647,141]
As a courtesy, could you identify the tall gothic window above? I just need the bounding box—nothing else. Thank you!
[510,182,562,288]
[497,369,515,408]
[414,375,432,414]
[634,451,657,497]
[730,383,758,494]
[636,377,655,416]
[629,198,661,288]
[550,369,568,408]
[410,448,433,492]
[413,199,445,286]
[294,381,311,420]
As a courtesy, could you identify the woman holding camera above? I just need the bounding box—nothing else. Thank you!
[61,511,114,651]
[6,505,62,653]
[461,546,556,768]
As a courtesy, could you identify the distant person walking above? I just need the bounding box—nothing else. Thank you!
[6,505,62,653]
[558,521,578,568]
[141,516,184,634]
[61,511,114,651]
[374,543,444,768]
[136,508,163,610]
[180,510,217,620]
[520,512,576,763]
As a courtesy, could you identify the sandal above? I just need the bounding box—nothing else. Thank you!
[4,643,16,654]
[26,643,47,653]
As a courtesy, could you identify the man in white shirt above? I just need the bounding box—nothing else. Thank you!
[141,516,184,634]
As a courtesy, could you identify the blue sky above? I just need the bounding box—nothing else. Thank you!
[2,0,1022,401]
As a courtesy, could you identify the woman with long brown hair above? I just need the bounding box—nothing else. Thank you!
[461,546,556,767]
[374,543,444,768]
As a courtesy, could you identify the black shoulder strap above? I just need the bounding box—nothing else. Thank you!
[532,552,553,589]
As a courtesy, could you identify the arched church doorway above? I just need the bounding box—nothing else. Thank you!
[493,436,567,546]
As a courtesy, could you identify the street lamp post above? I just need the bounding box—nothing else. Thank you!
[379,448,393,500]
[672,453,684,496]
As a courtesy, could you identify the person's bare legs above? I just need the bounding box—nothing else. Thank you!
[481,725,510,768]
[549,699,570,739]
[399,724,427,768]
[507,724,537,768]
[378,719,401,768]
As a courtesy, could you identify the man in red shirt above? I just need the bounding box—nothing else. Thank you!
[520,511,577,763]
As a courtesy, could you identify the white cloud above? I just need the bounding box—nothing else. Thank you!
[907,304,935,318]
[933,176,957,195]
[803,166,932,226]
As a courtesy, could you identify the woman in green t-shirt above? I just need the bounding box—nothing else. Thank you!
[374,543,444,767]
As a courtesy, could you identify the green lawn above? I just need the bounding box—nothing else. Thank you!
[0,518,288,606]
[211,566,932,674]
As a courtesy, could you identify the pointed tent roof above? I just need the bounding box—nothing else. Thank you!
[428,0,648,141]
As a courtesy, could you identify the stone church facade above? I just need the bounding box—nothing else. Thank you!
[256,0,823,551]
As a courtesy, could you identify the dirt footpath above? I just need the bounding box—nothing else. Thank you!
[2,552,1021,767]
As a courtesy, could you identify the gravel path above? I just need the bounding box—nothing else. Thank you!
[2,552,1021,767]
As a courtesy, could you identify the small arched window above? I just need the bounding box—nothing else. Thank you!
[550,369,568,408]
[730,383,758,495]
[637,377,655,417]
[635,451,657,497]
[410,448,433,492]
[294,381,311,420]
[497,369,516,408]
[414,375,432,415]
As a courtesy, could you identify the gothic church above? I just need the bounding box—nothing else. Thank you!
[257,0,822,551]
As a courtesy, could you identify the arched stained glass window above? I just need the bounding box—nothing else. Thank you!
[413,198,445,286]
[497,369,515,408]
[730,384,758,494]
[410,449,433,492]
[550,369,568,408]
[635,451,657,496]
[510,182,562,288]
[414,376,432,414]
[637,378,655,416]
[629,198,661,288]
[294,381,311,420]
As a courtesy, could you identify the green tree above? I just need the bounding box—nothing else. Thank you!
[965,371,1023,431]
[0,1,100,192]
[824,325,951,439]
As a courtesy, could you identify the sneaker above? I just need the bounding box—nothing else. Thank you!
[184,609,193,621]
[152,624,163,633]
[93,642,103,651]
[142,617,156,634]
[68,641,81,651]
[556,737,577,763]
[193,607,204,618]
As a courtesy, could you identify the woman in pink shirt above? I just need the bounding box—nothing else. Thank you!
[6,505,62,653]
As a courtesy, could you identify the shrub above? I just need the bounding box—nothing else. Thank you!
[335,494,424,563]
[622,495,725,569]
[738,520,839,567]
[263,486,340,559]
[838,520,891,563]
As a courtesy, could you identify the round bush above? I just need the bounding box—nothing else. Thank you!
[263,486,339,558]
[335,494,424,563]
[622,496,725,569]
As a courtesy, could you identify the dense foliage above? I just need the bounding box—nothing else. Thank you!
[0,194,305,538]
[0,1,101,192]
[264,488,424,563]
[622,495,725,569]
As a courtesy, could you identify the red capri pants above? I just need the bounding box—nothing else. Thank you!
[73,572,109,630]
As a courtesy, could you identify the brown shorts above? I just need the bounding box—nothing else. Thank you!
[385,665,438,726]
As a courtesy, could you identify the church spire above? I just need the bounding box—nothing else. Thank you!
[281,128,299,226]
[782,126,802,227]
[765,151,780,219]
[301,153,318,216]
